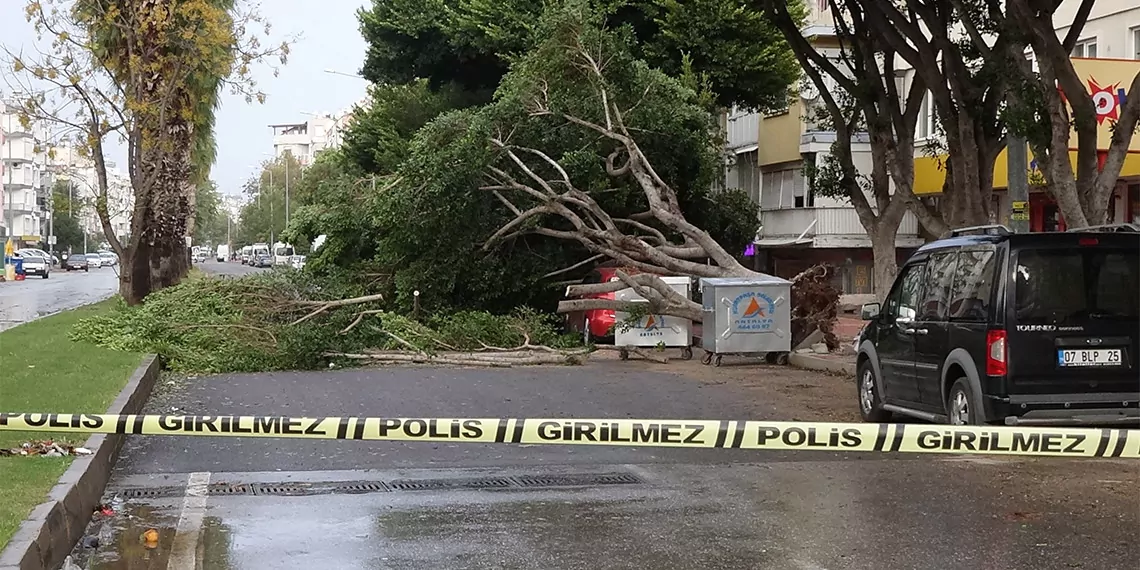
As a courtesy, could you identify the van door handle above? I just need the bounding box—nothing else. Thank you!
[901,328,916,335]
[914,328,929,335]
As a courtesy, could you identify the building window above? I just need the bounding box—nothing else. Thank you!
[1072,38,1097,58]
[1133,27,1140,60]
[917,92,936,140]
[761,167,810,209]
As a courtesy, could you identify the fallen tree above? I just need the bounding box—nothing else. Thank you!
[478,13,841,349]
[71,271,586,372]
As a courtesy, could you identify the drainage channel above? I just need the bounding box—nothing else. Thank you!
[113,472,646,499]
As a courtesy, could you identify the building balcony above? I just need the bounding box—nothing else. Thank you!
[4,165,40,187]
[799,130,871,154]
[2,138,38,162]
[726,110,760,153]
[756,206,923,249]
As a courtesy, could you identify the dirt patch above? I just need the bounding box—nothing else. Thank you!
[589,349,860,422]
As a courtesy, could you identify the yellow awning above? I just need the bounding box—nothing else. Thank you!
[915,150,1140,195]
[914,58,1140,196]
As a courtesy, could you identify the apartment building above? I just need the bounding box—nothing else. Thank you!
[46,144,134,243]
[0,99,48,248]
[270,100,362,167]
[730,0,1140,294]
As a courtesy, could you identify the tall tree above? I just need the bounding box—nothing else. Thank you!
[1006,0,1140,228]
[765,0,924,298]
[848,0,1030,234]
[6,0,288,304]
[357,0,803,110]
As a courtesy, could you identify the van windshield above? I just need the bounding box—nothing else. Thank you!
[1014,248,1139,322]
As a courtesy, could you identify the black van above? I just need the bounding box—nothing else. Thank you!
[856,224,1139,426]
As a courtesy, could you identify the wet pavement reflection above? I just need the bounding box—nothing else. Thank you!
[0,268,119,331]
[73,460,1139,570]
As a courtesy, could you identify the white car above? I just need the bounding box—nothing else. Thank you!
[99,251,118,266]
[85,253,103,268]
[19,253,50,279]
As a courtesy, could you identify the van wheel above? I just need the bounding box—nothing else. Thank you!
[947,378,984,425]
[856,361,892,422]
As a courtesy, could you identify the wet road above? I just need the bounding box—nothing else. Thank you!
[194,260,266,277]
[71,365,1140,570]
[0,265,119,331]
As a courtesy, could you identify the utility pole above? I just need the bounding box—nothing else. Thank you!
[284,156,290,228]
[1007,133,1030,233]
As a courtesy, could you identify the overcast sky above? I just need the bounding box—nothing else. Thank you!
[0,0,370,200]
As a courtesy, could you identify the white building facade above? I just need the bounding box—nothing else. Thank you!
[1,99,48,248]
[46,144,134,245]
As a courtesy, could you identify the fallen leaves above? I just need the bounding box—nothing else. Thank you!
[0,440,93,457]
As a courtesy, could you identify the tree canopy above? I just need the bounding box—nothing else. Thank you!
[357,0,804,110]
[294,3,765,315]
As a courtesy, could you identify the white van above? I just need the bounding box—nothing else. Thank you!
[273,242,295,266]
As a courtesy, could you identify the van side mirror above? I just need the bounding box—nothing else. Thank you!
[860,302,881,320]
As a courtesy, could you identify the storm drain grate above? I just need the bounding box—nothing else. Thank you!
[207,483,255,496]
[112,472,646,500]
[513,473,644,488]
[118,487,183,499]
[386,477,514,491]
[252,483,311,496]
[332,481,390,494]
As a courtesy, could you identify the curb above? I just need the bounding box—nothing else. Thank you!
[788,352,857,376]
[0,354,160,570]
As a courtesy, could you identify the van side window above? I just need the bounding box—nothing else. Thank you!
[885,264,925,321]
[918,252,957,321]
[949,249,996,321]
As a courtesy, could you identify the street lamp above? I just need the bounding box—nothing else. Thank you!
[262,151,288,230]
[323,68,365,79]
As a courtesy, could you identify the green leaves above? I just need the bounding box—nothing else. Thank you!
[357,0,801,110]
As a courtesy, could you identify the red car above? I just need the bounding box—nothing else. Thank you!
[565,266,653,340]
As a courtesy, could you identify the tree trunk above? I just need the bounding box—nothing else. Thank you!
[869,223,899,300]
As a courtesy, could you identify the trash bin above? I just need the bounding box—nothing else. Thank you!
[614,276,693,360]
[699,275,793,366]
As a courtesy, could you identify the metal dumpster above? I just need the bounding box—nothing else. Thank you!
[699,275,792,366]
[614,276,694,360]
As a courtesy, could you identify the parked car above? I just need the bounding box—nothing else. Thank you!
[19,254,50,278]
[564,266,662,341]
[62,254,89,272]
[18,248,57,266]
[252,253,273,268]
[290,255,306,270]
[856,224,1139,427]
[85,253,103,268]
[99,251,118,266]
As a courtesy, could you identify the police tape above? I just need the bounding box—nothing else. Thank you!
[0,413,1136,458]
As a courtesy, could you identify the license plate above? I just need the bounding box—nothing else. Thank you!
[1057,348,1123,367]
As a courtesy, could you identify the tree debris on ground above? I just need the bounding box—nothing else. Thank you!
[1,441,92,457]
[70,270,585,373]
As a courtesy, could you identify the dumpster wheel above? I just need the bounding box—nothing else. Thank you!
[714,354,723,367]
[701,352,713,365]
[681,347,693,360]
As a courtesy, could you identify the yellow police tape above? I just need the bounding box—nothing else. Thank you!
[0,413,1136,458]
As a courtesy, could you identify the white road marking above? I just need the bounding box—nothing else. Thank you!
[167,471,211,570]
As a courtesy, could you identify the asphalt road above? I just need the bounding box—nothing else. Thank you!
[0,263,119,331]
[194,259,266,277]
[72,364,1139,570]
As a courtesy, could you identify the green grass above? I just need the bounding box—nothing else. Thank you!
[0,299,144,549]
